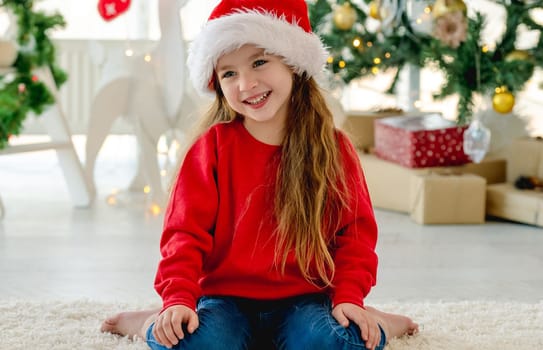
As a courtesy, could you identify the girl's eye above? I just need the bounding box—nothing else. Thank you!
[253,59,267,68]
[222,71,235,79]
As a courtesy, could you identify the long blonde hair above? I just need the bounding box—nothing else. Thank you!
[275,73,347,288]
[180,73,348,288]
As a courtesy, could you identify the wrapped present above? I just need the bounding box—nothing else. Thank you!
[410,173,486,224]
[486,183,543,227]
[341,109,404,152]
[374,113,470,168]
[506,137,543,183]
[360,153,505,214]
[361,154,412,212]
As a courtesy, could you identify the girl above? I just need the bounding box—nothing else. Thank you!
[101,1,418,349]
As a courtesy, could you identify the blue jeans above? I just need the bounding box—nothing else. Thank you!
[146,294,386,350]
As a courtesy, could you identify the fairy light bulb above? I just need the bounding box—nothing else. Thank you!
[106,188,119,206]
[150,204,162,216]
[338,60,346,69]
[106,195,117,206]
[143,185,151,194]
[144,54,152,62]
[353,38,362,48]
[125,48,134,57]
[172,140,181,153]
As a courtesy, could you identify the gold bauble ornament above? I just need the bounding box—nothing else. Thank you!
[432,0,467,19]
[368,0,381,20]
[505,50,532,62]
[333,2,357,30]
[492,86,515,114]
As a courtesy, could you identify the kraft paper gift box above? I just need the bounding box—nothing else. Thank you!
[409,173,487,224]
[506,137,543,183]
[374,113,470,168]
[341,110,405,152]
[360,153,413,213]
[360,153,505,213]
[486,183,543,227]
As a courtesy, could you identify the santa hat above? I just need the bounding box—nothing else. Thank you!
[187,0,329,97]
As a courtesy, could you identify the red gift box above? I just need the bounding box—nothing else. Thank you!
[374,113,470,168]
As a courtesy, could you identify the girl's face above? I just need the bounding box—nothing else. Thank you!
[216,44,294,144]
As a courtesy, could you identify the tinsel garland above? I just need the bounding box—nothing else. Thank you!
[308,0,543,124]
[0,0,67,150]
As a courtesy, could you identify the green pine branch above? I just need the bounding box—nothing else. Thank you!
[308,0,543,124]
[0,0,67,149]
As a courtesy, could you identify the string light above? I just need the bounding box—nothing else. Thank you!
[338,60,346,69]
[149,203,162,216]
[352,38,362,48]
[327,56,334,64]
[103,186,164,216]
[106,195,117,205]
[125,48,134,57]
[144,54,152,62]
[106,188,120,206]
[373,57,382,65]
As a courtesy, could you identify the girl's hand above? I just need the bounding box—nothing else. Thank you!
[332,303,381,350]
[153,304,199,348]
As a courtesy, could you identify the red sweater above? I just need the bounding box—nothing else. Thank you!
[155,119,378,311]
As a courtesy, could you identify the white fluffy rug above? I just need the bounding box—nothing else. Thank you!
[1,300,542,349]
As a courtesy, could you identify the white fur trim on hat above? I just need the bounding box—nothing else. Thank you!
[187,10,329,97]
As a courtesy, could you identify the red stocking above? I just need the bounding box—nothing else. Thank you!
[97,0,131,21]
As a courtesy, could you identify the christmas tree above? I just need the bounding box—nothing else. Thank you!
[0,0,67,150]
[308,0,543,124]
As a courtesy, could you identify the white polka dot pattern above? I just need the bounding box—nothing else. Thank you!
[374,114,470,168]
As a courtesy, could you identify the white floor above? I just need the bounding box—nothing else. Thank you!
[1,135,542,306]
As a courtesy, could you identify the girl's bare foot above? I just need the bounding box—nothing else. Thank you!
[365,306,419,341]
[101,308,160,340]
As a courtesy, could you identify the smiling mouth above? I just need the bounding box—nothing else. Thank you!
[244,91,271,105]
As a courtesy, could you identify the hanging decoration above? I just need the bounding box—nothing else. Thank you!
[308,0,543,124]
[0,39,17,67]
[97,0,131,22]
[432,4,467,48]
[333,2,357,30]
[492,86,515,114]
[0,0,67,150]
[463,119,491,163]
[368,0,381,20]
[431,0,467,19]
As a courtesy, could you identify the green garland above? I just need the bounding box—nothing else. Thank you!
[0,0,67,150]
[308,0,543,124]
